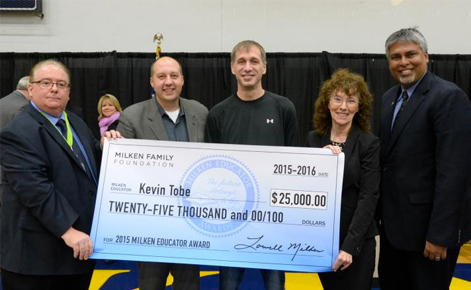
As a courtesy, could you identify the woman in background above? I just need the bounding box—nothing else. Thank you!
[97,94,122,136]
[306,69,380,290]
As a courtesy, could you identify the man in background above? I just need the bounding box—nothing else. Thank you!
[205,40,300,290]
[378,27,471,290]
[117,56,207,290]
[0,76,30,201]
[0,76,30,130]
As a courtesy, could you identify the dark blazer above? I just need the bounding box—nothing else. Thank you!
[379,70,471,251]
[306,124,380,256]
[0,104,101,275]
[117,97,208,142]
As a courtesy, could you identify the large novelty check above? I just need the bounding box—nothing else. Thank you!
[90,139,344,272]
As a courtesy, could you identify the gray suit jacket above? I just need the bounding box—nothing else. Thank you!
[117,97,208,142]
[0,90,29,131]
[116,97,207,288]
[0,90,29,189]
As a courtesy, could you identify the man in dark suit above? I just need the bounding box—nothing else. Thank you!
[117,56,208,290]
[0,76,31,200]
[0,60,102,290]
[378,27,471,290]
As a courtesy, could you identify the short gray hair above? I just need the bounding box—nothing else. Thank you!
[17,76,30,90]
[385,27,428,57]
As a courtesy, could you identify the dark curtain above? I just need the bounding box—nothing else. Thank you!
[1,52,470,142]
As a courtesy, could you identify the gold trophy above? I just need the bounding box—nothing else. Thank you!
[153,33,164,59]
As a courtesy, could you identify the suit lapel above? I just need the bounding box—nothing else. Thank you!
[146,99,169,140]
[343,125,361,167]
[385,71,432,156]
[26,106,84,170]
[380,86,401,147]
[186,114,198,142]
[181,99,199,142]
[68,113,98,178]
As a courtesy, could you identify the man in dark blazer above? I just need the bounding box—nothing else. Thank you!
[0,60,102,290]
[378,28,471,290]
[117,56,208,290]
[0,76,31,200]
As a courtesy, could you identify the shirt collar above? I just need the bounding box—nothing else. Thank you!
[154,97,185,118]
[30,100,65,123]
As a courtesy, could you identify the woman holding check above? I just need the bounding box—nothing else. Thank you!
[306,69,380,290]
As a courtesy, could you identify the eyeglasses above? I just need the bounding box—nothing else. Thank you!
[330,96,359,107]
[31,79,70,90]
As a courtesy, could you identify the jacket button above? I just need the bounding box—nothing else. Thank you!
[383,167,388,172]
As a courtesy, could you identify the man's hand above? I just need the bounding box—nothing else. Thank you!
[100,130,123,148]
[61,227,94,260]
[332,250,353,271]
[423,240,447,262]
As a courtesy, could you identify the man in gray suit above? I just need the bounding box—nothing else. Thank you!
[117,56,207,290]
[0,76,30,130]
[0,76,31,200]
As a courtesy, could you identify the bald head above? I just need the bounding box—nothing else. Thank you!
[149,56,184,111]
[150,57,183,77]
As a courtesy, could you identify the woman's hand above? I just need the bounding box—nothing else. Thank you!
[323,144,342,154]
[332,250,353,271]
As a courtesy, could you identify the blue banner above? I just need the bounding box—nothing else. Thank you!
[0,0,39,10]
